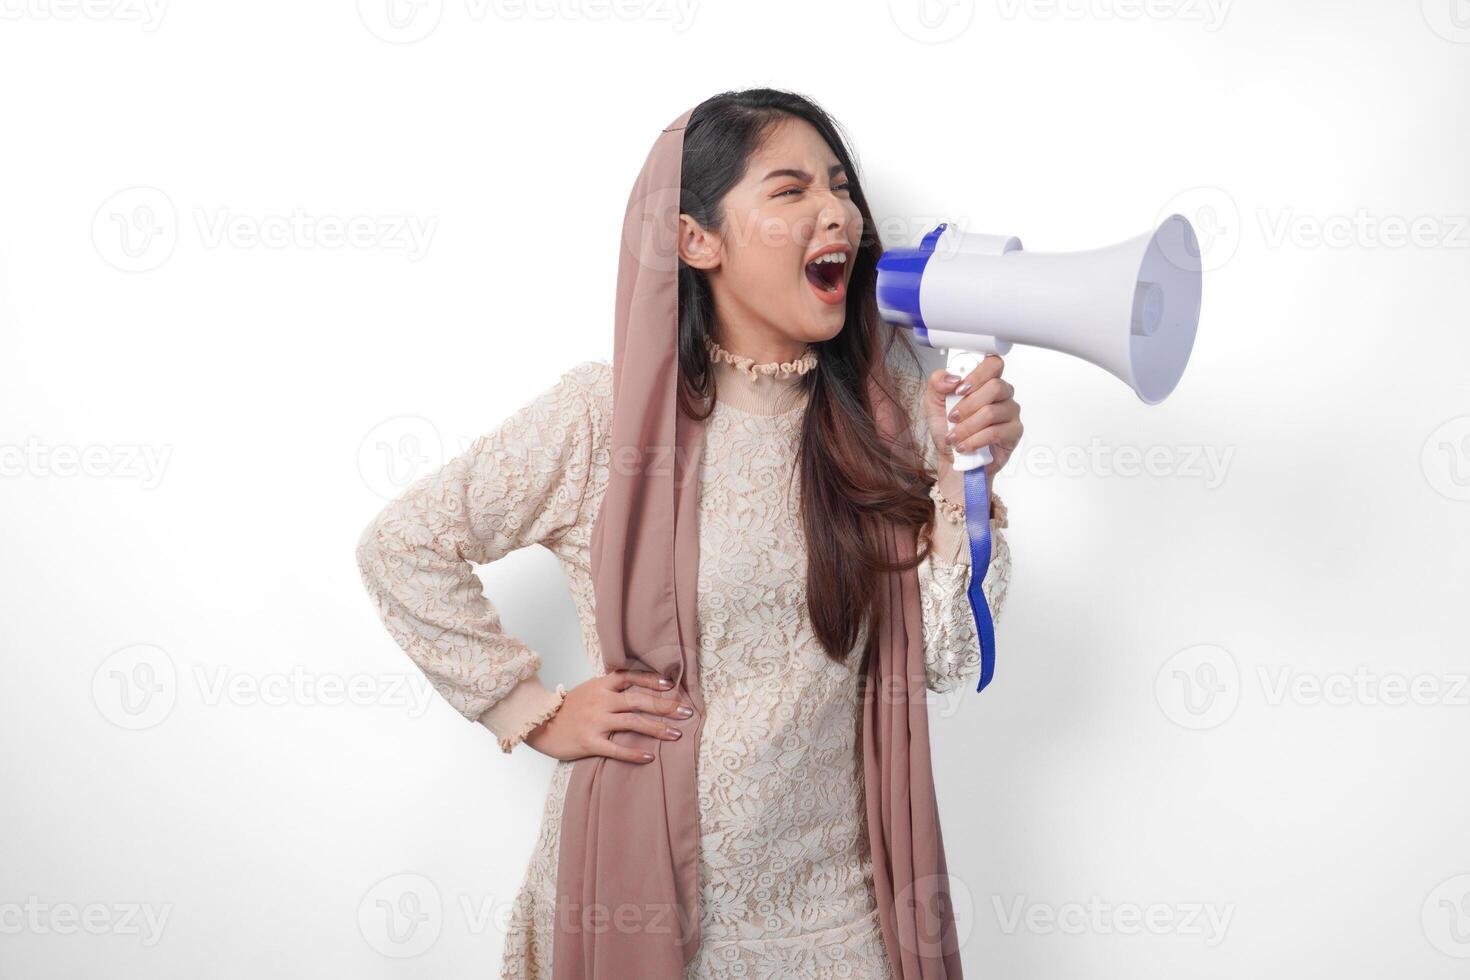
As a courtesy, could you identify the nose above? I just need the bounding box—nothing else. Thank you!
[812,184,851,236]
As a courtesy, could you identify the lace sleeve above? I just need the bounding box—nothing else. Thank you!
[918,483,1012,694]
[354,360,605,750]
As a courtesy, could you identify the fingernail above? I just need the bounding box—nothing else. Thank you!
[955,382,973,395]
[942,372,960,384]
[658,677,673,688]
[676,705,693,718]
[948,410,961,423]
[665,727,682,739]
[946,431,958,444]
[642,752,655,762]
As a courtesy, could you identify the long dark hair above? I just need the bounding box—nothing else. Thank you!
[676,87,938,665]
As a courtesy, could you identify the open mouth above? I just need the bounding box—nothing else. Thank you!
[804,251,848,294]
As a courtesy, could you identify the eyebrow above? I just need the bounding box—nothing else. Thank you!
[761,163,847,183]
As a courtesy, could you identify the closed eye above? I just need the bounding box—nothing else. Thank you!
[776,181,852,198]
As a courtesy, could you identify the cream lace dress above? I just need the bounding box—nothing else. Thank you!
[356,338,1012,980]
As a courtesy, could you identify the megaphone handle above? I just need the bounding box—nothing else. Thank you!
[945,348,994,473]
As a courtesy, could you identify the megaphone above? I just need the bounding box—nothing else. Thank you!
[877,214,1203,472]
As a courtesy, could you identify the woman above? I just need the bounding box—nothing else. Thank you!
[356,88,1022,979]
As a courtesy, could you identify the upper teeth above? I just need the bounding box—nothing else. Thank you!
[810,252,848,265]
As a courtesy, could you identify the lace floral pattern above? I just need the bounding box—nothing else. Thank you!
[355,349,1012,979]
[355,361,607,723]
[684,397,891,978]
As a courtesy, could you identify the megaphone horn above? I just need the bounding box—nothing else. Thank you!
[877,215,1204,466]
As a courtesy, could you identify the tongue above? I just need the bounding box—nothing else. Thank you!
[805,260,839,291]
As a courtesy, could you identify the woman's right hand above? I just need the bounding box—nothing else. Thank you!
[522,668,694,763]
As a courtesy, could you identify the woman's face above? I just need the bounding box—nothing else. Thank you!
[678,116,864,354]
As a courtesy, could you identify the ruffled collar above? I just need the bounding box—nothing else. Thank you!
[704,335,816,417]
[705,336,818,380]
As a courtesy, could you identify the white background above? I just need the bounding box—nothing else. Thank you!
[2,0,1468,977]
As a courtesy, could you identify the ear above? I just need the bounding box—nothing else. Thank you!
[677,213,721,271]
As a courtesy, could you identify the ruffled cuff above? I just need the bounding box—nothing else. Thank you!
[927,482,1008,565]
[477,673,569,754]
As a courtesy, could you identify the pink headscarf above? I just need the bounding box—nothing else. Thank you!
[552,104,964,979]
